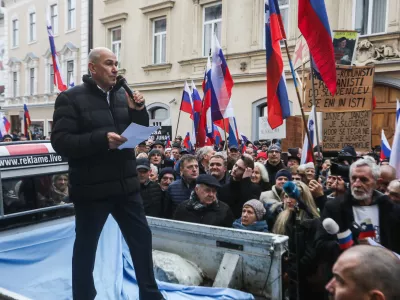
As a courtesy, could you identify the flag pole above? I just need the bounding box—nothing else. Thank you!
[174,98,183,140]
[309,55,322,161]
[223,118,228,151]
[282,40,316,163]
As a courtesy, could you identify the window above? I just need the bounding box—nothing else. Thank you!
[354,0,387,35]
[203,3,222,56]
[153,18,167,64]
[67,0,76,30]
[13,72,17,97]
[49,65,55,93]
[67,61,74,87]
[29,68,35,95]
[12,19,19,47]
[148,106,170,126]
[29,12,36,42]
[111,27,122,63]
[50,4,58,34]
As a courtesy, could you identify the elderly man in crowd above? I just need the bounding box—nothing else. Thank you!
[209,154,230,185]
[315,157,400,283]
[386,179,400,204]
[326,245,400,300]
[265,144,285,185]
[377,165,396,194]
[165,154,199,217]
[197,146,215,175]
[219,155,262,218]
[174,174,234,227]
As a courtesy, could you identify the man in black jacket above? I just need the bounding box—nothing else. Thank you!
[174,174,234,227]
[265,144,286,185]
[51,47,162,300]
[315,158,400,284]
[219,155,262,218]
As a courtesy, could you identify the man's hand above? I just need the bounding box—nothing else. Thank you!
[126,91,145,111]
[332,176,346,193]
[309,179,324,198]
[243,167,253,179]
[107,132,127,149]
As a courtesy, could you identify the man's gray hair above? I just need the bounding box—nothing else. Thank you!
[345,245,400,299]
[210,153,227,167]
[196,146,214,162]
[350,157,380,181]
[150,164,158,175]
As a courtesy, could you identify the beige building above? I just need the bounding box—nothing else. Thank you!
[2,0,88,137]
[92,0,400,147]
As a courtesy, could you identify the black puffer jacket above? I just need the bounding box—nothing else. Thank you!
[51,75,149,201]
[140,181,164,217]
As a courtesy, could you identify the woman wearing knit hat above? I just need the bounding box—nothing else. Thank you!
[232,199,268,232]
[272,181,323,299]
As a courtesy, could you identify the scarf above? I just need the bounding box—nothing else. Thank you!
[186,191,217,211]
[232,218,269,232]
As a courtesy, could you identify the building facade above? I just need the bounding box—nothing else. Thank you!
[2,0,89,138]
[92,0,400,147]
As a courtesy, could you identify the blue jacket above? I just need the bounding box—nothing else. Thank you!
[165,178,195,217]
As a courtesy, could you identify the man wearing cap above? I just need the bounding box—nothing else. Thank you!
[227,145,241,171]
[158,168,176,192]
[265,144,286,185]
[136,158,164,217]
[150,141,174,170]
[325,163,349,201]
[173,174,234,227]
[287,148,301,167]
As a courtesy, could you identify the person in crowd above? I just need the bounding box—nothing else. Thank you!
[136,152,148,159]
[386,179,400,204]
[290,166,302,181]
[51,47,162,299]
[273,181,322,300]
[338,145,357,166]
[2,134,13,142]
[171,143,181,162]
[148,149,163,167]
[321,159,332,176]
[197,146,215,175]
[174,174,234,227]
[232,199,268,232]
[303,162,316,184]
[150,140,174,169]
[261,143,268,153]
[315,157,400,287]
[174,135,183,146]
[377,165,396,194]
[158,168,176,192]
[245,147,255,158]
[219,156,262,218]
[251,162,271,192]
[50,174,69,204]
[149,164,158,182]
[136,158,163,218]
[227,145,241,171]
[326,245,400,300]
[255,152,267,164]
[136,141,148,155]
[246,141,254,149]
[209,154,230,185]
[164,147,172,160]
[265,144,286,185]
[165,154,199,217]
[325,163,348,201]
[19,135,28,141]
[287,148,301,167]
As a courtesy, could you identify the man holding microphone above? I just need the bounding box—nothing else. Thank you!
[51,47,163,300]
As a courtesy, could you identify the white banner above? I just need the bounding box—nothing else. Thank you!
[258,117,286,140]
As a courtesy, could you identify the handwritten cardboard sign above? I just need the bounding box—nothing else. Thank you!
[304,66,374,112]
[322,111,371,151]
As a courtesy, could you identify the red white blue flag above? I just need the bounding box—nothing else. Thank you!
[210,35,234,121]
[298,0,337,95]
[180,81,193,115]
[191,81,202,141]
[301,105,316,164]
[380,130,391,161]
[198,57,213,147]
[265,0,290,129]
[47,21,67,92]
[183,132,193,151]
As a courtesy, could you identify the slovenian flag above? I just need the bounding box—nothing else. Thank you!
[337,229,354,250]
[300,105,316,164]
[198,57,214,147]
[0,113,10,139]
[265,0,290,129]
[191,81,202,142]
[180,81,193,115]
[210,35,235,121]
[166,136,171,148]
[47,20,67,92]
[298,0,337,96]
[358,218,376,239]
[24,104,32,139]
[380,130,391,161]
[183,132,193,151]
[228,117,240,148]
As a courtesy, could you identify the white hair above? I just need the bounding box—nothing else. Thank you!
[196,146,214,162]
[350,158,380,181]
[150,164,158,175]
[254,162,269,183]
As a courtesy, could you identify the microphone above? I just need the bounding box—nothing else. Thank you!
[116,75,144,107]
[322,218,339,235]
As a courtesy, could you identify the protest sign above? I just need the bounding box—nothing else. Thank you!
[304,66,374,112]
[149,126,172,143]
[259,117,286,140]
[322,111,371,151]
[333,30,358,66]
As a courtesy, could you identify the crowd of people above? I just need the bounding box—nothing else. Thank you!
[135,136,400,299]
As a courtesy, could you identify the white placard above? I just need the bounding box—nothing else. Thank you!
[258,117,286,140]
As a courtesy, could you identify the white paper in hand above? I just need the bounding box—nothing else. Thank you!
[118,123,160,149]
